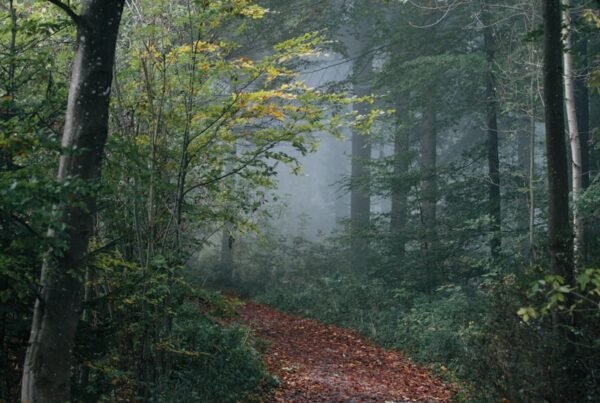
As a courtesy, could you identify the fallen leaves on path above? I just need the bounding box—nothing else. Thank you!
[237,301,453,402]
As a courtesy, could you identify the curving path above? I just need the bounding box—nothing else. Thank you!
[238,301,453,402]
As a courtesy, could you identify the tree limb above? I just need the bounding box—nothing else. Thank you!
[47,0,81,25]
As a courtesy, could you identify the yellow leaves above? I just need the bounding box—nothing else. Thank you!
[123,297,136,305]
[156,340,211,358]
[138,43,162,65]
[193,40,220,53]
[234,57,254,69]
[517,307,538,322]
[266,65,281,82]
[205,0,267,20]
[245,89,296,102]
[583,9,600,28]
[262,104,285,121]
[238,4,267,19]
[197,61,211,72]
[239,101,286,121]
[273,32,322,61]
[167,40,221,62]
[235,89,298,122]
[134,134,150,146]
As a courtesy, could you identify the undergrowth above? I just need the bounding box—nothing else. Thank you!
[198,232,600,402]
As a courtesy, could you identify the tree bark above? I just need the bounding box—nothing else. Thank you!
[562,0,584,265]
[525,11,539,261]
[482,9,501,259]
[543,0,576,400]
[221,227,235,281]
[544,0,574,286]
[341,4,374,272]
[574,34,590,191]
[420,101,437,250]
[390,102,410,259]
[517,116,531,256]
[574,26,590,262]
[350,55,372,271]
[21,1,124,401]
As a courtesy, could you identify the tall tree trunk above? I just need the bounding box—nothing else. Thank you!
[574,27,590,262]
[544,0,574,288]
[483,10,501,259]
[350,56,372,271]
[543,0,577,400]
[525,8,539,261]
[528,110,536,260]
[574,34,590,191]
[340,4,374,272]
[590,33,600,179]
[21,1,124,401]
[585,28,600,263]
[562,0,584,265]
[390,104,410,259]
[420,101,437,250]
[517,117,531,256]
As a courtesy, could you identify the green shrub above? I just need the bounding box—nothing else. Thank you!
[72,253,270,402]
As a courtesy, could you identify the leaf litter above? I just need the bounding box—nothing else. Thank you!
[237,301,454,402]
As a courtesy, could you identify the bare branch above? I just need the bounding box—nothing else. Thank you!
[47,0,81,25]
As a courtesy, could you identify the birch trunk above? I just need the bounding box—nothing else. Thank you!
[562,0,584,264]
[543,0,577,400]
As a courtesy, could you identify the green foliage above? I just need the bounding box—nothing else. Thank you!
[72,252,269,401]
[528,270,600,313]
[221,233,484,397]
[153,302,267,402]
[2,0,599,401]
[0,2,73,398]
[1,0,362,400]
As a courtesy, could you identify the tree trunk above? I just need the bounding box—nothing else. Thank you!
[562,0,584,265]
[526,18,539,261]
[586,34,600,263]
[221,227,235,282]
[543,0,576,400]
[517,117,531,256]
[574,27,590,262]
[21,1,124,401]
[544,0,574,287]
[390,104,410,259]
[341,5,374,272]
[420,101,437,250]
[350,56,372,271]
[483,11,501,259]
[574,34,590,191]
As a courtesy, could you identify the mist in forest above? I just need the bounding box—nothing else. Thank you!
[2,0,600,402]
[272,54,353,239]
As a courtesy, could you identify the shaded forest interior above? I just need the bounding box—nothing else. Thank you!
[1,0,600,401]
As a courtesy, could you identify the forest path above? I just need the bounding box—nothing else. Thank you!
[237,301,453,402]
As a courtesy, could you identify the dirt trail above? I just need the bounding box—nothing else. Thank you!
[238,301,453,402]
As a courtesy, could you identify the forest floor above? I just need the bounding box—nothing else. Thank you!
[237,301,454,402]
